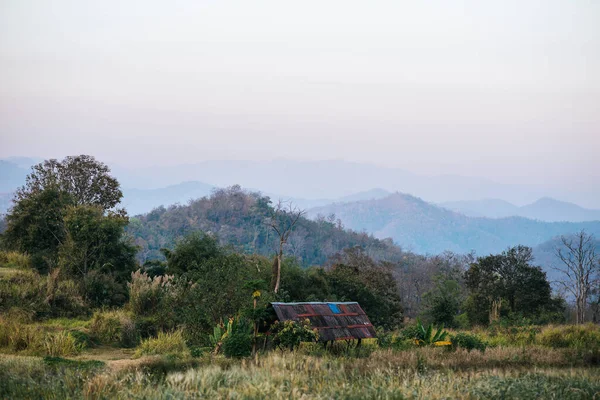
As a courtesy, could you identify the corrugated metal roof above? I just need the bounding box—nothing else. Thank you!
[270,302,377,342]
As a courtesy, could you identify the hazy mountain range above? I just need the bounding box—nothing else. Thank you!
[2,157,599,214]
[440,198,600,222]
[5,156,598,205]
[307,192,600,255]
[109,159,599,209]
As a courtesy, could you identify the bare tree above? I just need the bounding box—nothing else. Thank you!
[265,200,305,293]
[554,230,599,324]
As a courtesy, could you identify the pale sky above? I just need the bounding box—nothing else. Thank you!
[1,0,599,188]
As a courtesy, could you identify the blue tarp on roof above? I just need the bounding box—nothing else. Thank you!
[328,303,341,314]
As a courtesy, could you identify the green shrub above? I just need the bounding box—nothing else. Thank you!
[483,324,540,347]
[0,251,31,269]
[0,270,49,319]
[82,271,128,309]
[89,310,138,347]
[67,329,93,349]
[451,332,487,352]
[43,331,82,357]
[376,328,394,348]
[189,346,210,358]
[538,324,600,350]
[222,330,253,358]
[398,325,421,341]
[208,317,254,358]
[0,269,88,320]
[455,313,470,329]
[45,273,89,318]
[376,328,416,350]
[11,327,44,353]
[0,318,9,348]
[135,330,188,357]
[135,316,160,339]
[270,319,319,351]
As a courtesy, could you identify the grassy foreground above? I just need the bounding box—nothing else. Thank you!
[2,346,600,399]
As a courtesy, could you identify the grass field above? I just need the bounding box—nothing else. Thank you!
[1,344,600,399]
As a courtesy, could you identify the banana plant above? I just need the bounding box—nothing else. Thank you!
[414,319,451,347]
[209,318,234,354]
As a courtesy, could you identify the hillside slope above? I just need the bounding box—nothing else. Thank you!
[308,193,600,255]
[126,186,404,266]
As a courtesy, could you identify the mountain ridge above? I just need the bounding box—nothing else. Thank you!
[3,157,598,208]
[440,197,600,222]
[308,192,600,255]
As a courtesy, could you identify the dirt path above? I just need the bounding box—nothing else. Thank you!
[75,347,163,372]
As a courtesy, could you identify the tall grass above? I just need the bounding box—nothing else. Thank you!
[3,351,599,399]
[538,324,600,349]
[43,331,82,357]
[0,355,104,399]
[0,251,31,269]
[0,317,44,353]
[161,354,600,399]
[453,323,600,350]
[0,316,85,356]
[128,270,173,316]
[89,310,138,347]
[135,330,188,357]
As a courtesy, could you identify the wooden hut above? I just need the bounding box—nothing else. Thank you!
[269,302,376,343]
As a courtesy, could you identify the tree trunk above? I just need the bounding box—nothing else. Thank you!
[273,241,283,293]
[576,294,586,324]
[252,297,257,355]
[274,253,282,293]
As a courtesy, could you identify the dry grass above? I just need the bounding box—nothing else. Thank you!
[2,347,600,399]
[0,251,31,270]
[89,309,137,347]
[0,267,20,279]
[1,321,600,399]
[134,330,188,357]
[159,353,600,399]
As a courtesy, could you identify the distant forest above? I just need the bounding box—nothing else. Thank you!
[127,185,403,267]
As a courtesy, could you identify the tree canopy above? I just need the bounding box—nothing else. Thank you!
[15,155,122,210]
[1,155,135,280]
[465,246,560,325]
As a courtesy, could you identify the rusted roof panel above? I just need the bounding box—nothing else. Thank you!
[270,302,376,342]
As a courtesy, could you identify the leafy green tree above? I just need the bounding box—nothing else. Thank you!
[148,232,272,343]
[278,259,330,302]
[422,275,463,328]
[277,248,403,329]
[2,155,124,272]
[15,155,122,210]
[162,231,223,275]
[327,247,403,329]
[59,205,136,281]
[465,246,558,325]
[2,188,71,271]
